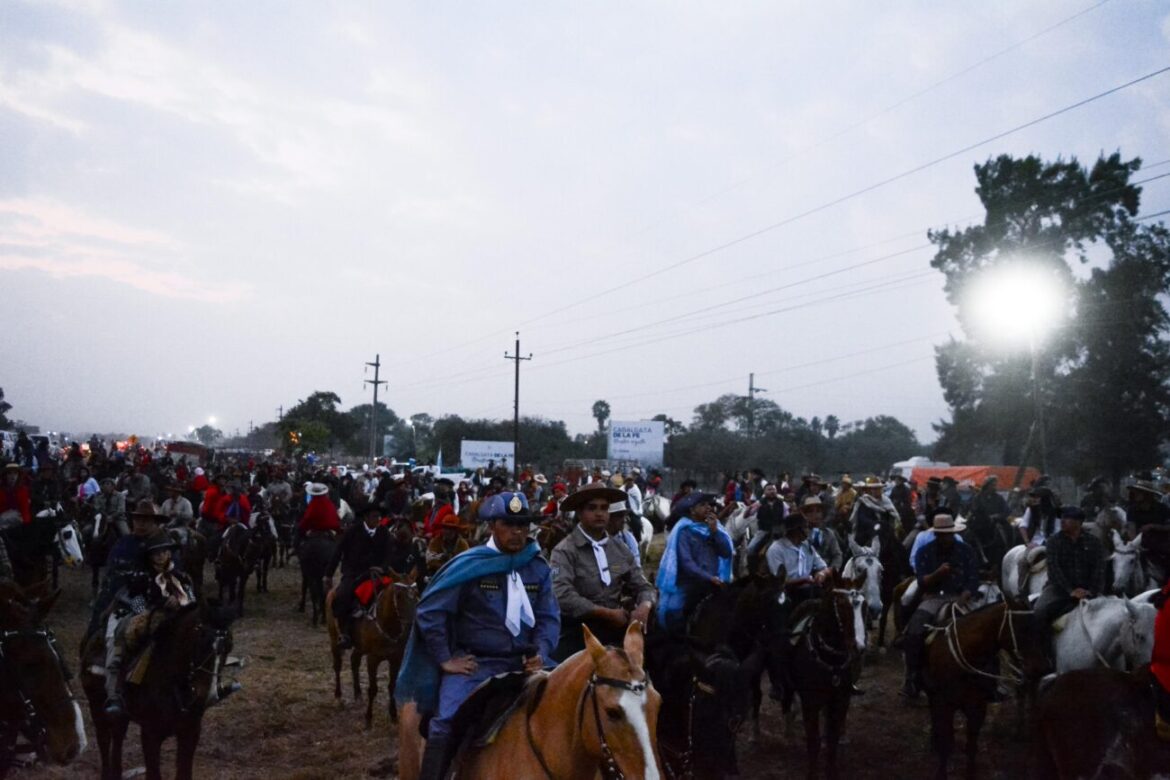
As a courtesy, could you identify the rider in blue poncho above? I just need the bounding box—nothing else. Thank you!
[395,492,559,780]
[655,492,733,633]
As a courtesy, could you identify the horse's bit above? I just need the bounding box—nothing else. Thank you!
[588,674,648,780]
[0,626,75,763]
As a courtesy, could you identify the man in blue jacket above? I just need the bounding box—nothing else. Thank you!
[397,491,559,780]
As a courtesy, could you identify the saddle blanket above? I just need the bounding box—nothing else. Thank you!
[354,576,395,606]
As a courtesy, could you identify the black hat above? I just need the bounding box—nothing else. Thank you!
[144,531,178,554]
[1059,506,1086,522]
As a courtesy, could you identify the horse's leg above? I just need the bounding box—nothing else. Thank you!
[825,692,850,780]
[878,602,891,648]
[141,726,164,780]
[801,695,821,780]
[351,649,363,701]
[366,655,381,728]
[928,694,954,780]
[397,701,422,780]
[964,699,987,780]
[298,573,307,612]
[109,715,129,780]
[387,656,401,725]
[333,641,344,700]
[175,718,203,780]
[91,705,113,780]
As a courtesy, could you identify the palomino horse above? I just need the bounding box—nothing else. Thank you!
[923,601,1044,780]
[456,623,662,779]
[1034,667,1170,779]
[80,600,238,780]
[0,582,86,772]
[779,588,865,780]
[299,533,337,627]
[327,574,419,727]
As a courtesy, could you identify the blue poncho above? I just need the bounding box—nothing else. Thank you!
[654,517,732,630]
[394,540,541,714]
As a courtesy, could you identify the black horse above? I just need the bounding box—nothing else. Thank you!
[215,524,253,616]
[298,533,337,627]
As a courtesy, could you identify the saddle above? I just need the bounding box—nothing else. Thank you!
[448,671,548,752]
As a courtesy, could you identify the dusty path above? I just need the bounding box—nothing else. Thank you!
[16,554,1033,779]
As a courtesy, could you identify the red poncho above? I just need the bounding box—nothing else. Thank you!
[1153,581,1170,690]
[299,496,340,533]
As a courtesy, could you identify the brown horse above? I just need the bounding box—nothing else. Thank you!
[780,588,864,780]
[1034,667,1170,779]
[215,523,253,616]
[535,517,570,557]
[456,623,661,779]
[923,601,1043,780]
[0,582,85,771]
[327,574,419,727]
[80,599,237,780]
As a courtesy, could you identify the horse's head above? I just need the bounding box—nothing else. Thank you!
[182,600,238,710]
[0,582,85,766]
[1119,598,1156,670]
[581,622,663,780]
[377,572,420,641]
[973,580,1004,609]
[57,522,85,568]
[845,538,884,624]
[1109,531,1141,595]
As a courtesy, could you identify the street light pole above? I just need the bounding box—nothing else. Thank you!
[364,354,387,463]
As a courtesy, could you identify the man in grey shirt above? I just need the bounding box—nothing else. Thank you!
[551,484,656,661]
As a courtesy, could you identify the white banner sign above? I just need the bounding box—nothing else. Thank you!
[607,420,665,466]
[459,440,515,469]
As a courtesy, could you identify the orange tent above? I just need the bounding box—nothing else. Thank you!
[909,465,1042,489]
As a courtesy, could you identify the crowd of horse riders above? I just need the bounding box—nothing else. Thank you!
[3,438,1170,777]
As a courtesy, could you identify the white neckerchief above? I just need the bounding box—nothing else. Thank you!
[364,524,377,538]
[487,537,535,637]
[583,529,611,586]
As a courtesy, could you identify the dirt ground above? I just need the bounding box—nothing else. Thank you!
[15,551,1035,779]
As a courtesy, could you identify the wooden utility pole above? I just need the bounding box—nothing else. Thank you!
[364,354,387,462]
[747,372,767,436]
[504,332,532,483]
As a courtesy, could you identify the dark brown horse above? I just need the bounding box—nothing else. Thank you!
[246,517,276,594]
[80,600,237,780]
[0,582,85,772]
[168,527,206,597]
[535,517,570,558]
[81,505,120,596]
[299,533,337,627]
[214,523,253,616]
[923,601,1043,780]
[780,588,864,780]
[326,573,419,727]
[1034,667,1170,779]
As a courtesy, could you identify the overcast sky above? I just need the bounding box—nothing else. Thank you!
[3,0,1169,444]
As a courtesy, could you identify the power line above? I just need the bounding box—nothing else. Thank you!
[517,65,1170,328]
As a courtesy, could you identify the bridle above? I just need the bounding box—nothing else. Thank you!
[802,591,855,687]
[0,625,75,763]
[178,620,233,713]
[941,603,1031,683]
[526,671,650,780]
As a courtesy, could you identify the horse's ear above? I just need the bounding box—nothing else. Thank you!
[871,537,881,558]
[1110,529,1124,550]
[623,621,645,669]
[848,537,862,558]
[582,624,607,666]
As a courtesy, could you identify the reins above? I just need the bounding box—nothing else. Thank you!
[0,625,77,762]
[941,603,1030,683]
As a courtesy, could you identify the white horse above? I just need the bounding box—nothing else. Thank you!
[36,505,84,569]
[1109,531,1158,596]
[642,494,671,530]
[843,538,883,626]
[1001,544,1047,603]
[1049,593,1157,676]
[636,516,654,564]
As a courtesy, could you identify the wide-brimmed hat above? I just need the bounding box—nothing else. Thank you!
[435,477,455,487]
[926,476,943,486]
[439,513,463,530]
[1060,506,1086,521]
[130,500,163,522]
[608,502,628,515]
[931,514,966,534]
[306,482,329,497]
[610,474,625,487]
[1127,480,1162,498]
[561,484,628,513]
[858,476,885,490]
[839,475,853,486]
[2,463,21,473]
[533,473,548,485]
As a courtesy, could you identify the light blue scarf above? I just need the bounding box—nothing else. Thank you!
[655,518,732,630]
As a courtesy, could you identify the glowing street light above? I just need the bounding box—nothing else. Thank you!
[964,260,1069,476]
[208,416,217,425]
[966,262,1067,348]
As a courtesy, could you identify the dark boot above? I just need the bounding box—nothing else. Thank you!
[418,735,455,780]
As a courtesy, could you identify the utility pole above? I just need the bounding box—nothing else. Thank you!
[504,332,532,483]
[747,372,767,436]
[276,405,283,421]
[364,354,387,463]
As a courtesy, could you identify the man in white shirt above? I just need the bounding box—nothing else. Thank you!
[766,511,830,606]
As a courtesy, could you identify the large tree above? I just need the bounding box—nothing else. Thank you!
[930,152,1169,479]
[279,391,359,454]
[591,400,611,437]
[0,388,11,429]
